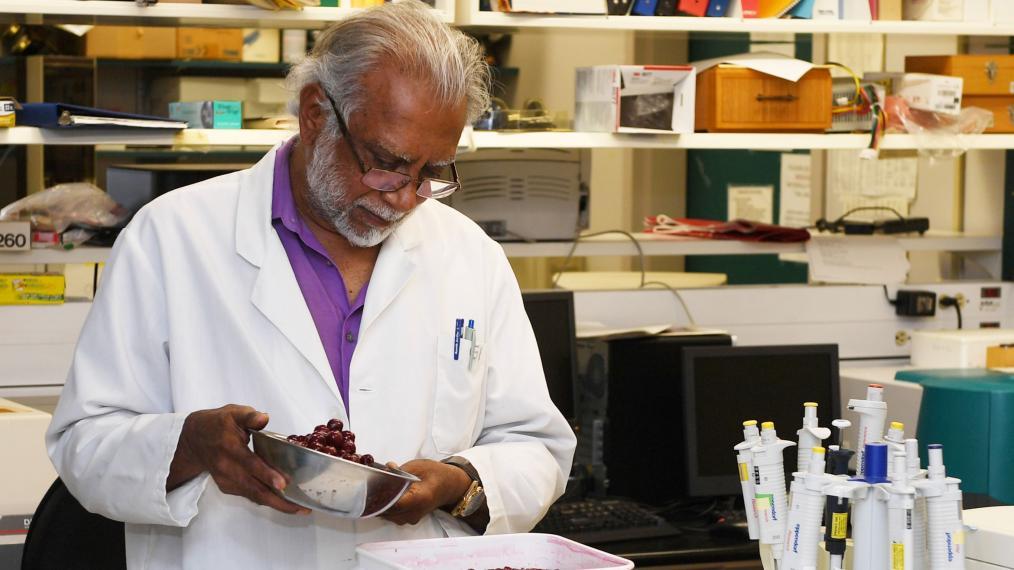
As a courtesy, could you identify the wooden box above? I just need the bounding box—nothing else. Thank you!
[85,26,177,60]
[963,96,1014,133]
[906,55,1014,96]
[177,28,243,61]
[695,66,832,133]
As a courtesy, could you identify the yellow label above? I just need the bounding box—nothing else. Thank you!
[892,543,905,570]
[0,274,65,305]
[955,529,965,545]
[831,512,848,539]
[739,462,749,482]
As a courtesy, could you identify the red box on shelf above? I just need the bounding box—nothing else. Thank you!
[677,0,709,15]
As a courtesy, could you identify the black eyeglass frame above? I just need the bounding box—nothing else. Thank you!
[323,92,460,200]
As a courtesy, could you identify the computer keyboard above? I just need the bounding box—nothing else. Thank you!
[533,498,682,545]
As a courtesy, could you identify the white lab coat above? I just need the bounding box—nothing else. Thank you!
[46,144,576,569]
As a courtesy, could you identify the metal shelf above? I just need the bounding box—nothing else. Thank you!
[5,127,1014,150]
[457,11,1014,35]
[0,0,454,28]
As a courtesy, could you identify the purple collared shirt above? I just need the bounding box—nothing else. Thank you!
[271,138,367,416]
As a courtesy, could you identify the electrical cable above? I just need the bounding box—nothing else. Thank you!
[551,229,697,327]
[940,295,964,329]
[882,285,896,305]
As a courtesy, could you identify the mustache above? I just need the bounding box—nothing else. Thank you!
[355,198,405,223]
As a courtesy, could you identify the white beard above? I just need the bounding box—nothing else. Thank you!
[304,131,407,248]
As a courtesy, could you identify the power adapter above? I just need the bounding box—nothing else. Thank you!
[894,290,937,317]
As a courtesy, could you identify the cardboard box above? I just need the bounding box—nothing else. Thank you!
[878,0,903,19]
[177,28,243,61]
[896,73,963,115]
[903,0,963,20]
[86,26,177,60]
[170,101,243,129]
[242,28,280,63]
[0,274,64,305]
[574,65,696,134]
[906,55,1014,96]
[695,66,832,132]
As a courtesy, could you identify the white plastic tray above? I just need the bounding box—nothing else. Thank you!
[355,533,634,570]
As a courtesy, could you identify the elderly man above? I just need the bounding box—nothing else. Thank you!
[46,2,576,567]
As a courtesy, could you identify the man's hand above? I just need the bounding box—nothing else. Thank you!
[167,404,310,515]
[380,459,472,526]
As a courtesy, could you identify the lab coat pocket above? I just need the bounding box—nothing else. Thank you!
[433,333,486,455]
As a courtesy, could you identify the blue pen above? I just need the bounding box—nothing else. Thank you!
[453,319,463,360]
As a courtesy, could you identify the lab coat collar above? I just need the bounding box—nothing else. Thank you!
[232,140,427,407]
[233,140,425,267]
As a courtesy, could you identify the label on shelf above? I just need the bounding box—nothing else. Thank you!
[0,222,30,252]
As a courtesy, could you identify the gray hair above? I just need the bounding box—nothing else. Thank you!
[286,0,490,128]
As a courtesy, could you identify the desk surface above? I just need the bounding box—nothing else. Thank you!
[596,529,759,567]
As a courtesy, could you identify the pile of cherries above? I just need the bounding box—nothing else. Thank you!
[286,418,374,466]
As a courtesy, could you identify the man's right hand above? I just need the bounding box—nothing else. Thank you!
[167,404,310,515]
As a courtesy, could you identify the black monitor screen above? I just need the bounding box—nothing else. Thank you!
[682,344,839,497]
[522,291,578,421]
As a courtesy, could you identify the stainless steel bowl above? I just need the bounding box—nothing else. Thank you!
[251,430,420,518]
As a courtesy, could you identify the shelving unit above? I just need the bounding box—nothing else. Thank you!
[0,0,454,27]
[0,233,998,264]
[455,11,1014,35]
[4,127,1014,151]
[499,232,1002,258]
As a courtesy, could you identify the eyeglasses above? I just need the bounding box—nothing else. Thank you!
[324,93,460,200]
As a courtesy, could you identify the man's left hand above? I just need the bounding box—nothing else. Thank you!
[380,459,472,526]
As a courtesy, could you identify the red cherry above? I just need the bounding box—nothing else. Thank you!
[359,454,374,465]
[327,432,343,447]
[342,441,356,454]
[347,453,361,463]
[321,446,338,456]
[286,435,299,442]
[327,418,344,431]
[314,424,329,433]
[341,430,355,443]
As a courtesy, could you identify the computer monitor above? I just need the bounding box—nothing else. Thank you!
[522,290,578,421]
[682,344,840,497]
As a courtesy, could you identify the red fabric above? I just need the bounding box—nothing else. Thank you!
[644,215,811,243]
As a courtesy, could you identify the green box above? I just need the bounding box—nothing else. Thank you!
[169,101,243,129]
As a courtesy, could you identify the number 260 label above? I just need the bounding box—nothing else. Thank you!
[0,221,30,251]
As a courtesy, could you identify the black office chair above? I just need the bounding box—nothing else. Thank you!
[21,479,126,570]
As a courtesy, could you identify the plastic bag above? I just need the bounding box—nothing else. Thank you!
[0,183,128,235]
[883,95,994,160]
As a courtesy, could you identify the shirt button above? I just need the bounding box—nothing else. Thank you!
[345,332,355,343]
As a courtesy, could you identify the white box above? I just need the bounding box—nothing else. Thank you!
[356,534,634,570]
[813,0,839,18]
[896,73,963,115]
[904,0,964,20]
[911,329,1014,368]
[993,0,1014,23]
[0,399,57,519]
[841,0,873,20]
[963,0,990,21]
[965,506,1014,569]
[575,65,696,134]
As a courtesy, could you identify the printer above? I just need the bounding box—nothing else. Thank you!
[448,148,586,242]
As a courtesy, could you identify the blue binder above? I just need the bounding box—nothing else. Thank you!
[631,0,660,15]
[15,103,186,129]
[706,0,731,16]
[788,0,815,17]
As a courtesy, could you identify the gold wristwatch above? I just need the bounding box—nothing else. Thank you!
[442,456,486,518]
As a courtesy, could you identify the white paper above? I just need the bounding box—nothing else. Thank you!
[750,33,796,59]
[691,51,815,83]
[779,154,812,228]
[728,185,774,224]
[806,236,910,285]
[827,150,919,201]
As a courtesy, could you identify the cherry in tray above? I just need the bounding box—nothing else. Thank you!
[286,419,375,466]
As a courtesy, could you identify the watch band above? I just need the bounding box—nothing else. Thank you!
[442,456,485,518]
